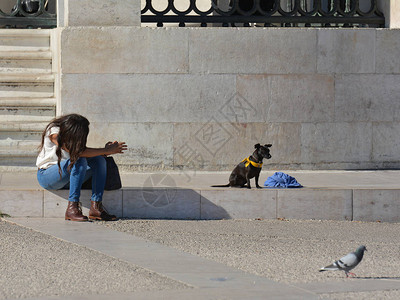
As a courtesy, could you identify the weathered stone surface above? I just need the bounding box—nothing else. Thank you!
[372,122,400,162]
[65,0,140,26]
[60,74,236,123]
[189,28,317,74]
[43,190,69,217]
[0,190,42,217]
[277,189,353,221]
[376,29,400,73]
[301,122,372,164]
[173,122,301,169]
[353,189,400,222]
[43,190,122,218]
[174,122,247,169]
[238,74,334,123]
[200,189,276,219]
[217,88,264,124]
[123,188,201,219]
[55,26,400,170]
[88,122,174,168]
[335,75,400,122]
[262,123,302,165]
[317,29,376,74]
[61,27,188,73]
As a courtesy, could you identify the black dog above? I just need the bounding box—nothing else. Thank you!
[212,143,272,189]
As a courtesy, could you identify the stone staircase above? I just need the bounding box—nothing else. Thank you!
[0,29,55,168]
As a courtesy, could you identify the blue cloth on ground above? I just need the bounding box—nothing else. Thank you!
[264,172,302,188]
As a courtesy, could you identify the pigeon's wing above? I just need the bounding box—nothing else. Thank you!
[336,252,359,271]
[320,262,340,271]
[320,252,359,272]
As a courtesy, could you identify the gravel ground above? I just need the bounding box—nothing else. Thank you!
[0,219,189,300]
[3,218,399,300]
[319,290,400,300]
[98,219,400,285]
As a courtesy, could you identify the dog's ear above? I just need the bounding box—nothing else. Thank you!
[265,144,272,148]
[254,143,261,149]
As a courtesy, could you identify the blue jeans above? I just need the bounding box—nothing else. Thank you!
[37,156,107,202]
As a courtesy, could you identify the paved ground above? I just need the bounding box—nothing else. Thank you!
[1,217,400,300]
[98,219,400,284]
[0,219,190,300]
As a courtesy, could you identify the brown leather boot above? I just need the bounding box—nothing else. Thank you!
[89,201,116,221]
[65,201,88,221]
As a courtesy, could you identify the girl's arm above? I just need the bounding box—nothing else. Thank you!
[49,134,127,157]
[80,141,128,157]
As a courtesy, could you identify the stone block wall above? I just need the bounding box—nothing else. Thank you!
[58,27,400,171]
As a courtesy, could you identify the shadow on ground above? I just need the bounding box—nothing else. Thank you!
[48,187,231,220]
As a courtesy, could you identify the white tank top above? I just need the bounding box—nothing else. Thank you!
[36,126,70,169]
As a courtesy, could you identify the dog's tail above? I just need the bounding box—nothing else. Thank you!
[211,183,230,188]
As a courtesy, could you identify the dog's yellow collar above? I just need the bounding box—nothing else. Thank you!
[242,157,263,168]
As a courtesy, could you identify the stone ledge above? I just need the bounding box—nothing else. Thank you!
[2,171,400,222]
[1,187,399,222]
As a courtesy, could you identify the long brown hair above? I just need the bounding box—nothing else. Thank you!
[39,114,90,173]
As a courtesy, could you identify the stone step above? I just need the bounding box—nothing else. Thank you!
[0,90,54,98]
[0,80,53,87]
[0,50,52,60]
[0,149,38,157]
[0,59,51,70]
[0,73,54,83]
[0,136,40,151]
[0,104,55,112]
[0,47,52,70]
[0,117,54,124]
[0,128,41,139]
[0,150,37,167]
[0,128,43,161]
[0,106,55,122]
[0,82,53,98]
[0,29,51,37]
[0,115,54,122]
[0,67,52,74]
[0,121,49,132]
[0,98,55,107]
[0,45,49,52]
[0,29,50,48]
[0,30,53,168]
[0,123,49,167]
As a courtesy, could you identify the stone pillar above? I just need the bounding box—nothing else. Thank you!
[55,0,141,116]
[377,0,400,28]
[57,0,141,27]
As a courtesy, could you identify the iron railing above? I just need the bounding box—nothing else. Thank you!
[141,0,385,27]
[0,0,56,28]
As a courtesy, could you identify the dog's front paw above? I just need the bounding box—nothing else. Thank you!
[256,185,262,189]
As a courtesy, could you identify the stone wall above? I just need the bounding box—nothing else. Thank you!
[57,26,400,171]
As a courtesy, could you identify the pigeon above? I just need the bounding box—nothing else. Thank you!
[319,245,367,278]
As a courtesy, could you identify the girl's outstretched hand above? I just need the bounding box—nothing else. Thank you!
[105,141,128,155]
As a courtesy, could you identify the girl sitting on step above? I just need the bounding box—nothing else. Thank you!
[36,113,127,221]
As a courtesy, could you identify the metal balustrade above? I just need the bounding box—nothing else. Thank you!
[141,0,384,27]
[0,0,385,29]
[0,0,56,28]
